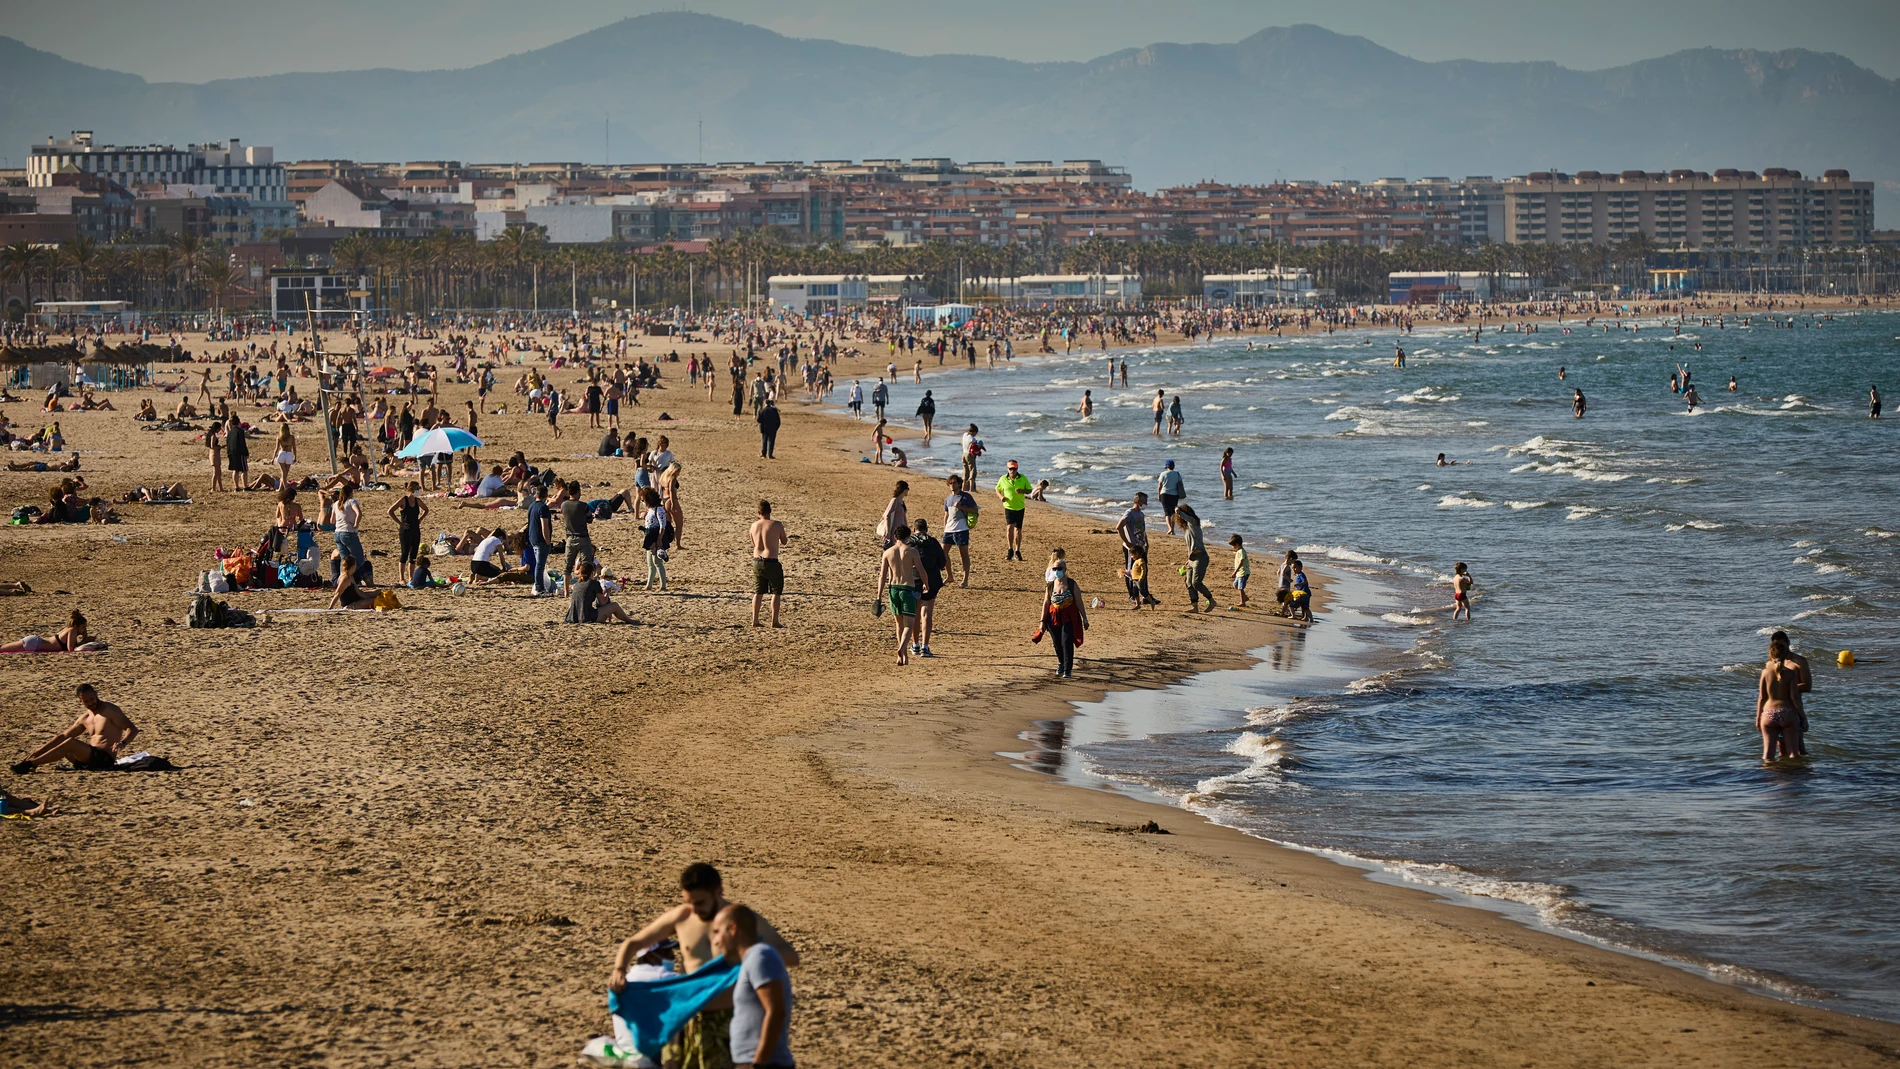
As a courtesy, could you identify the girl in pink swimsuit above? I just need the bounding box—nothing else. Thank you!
[1756,635,1806,762]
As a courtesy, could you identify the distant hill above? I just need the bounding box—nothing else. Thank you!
[4,15,1896,225]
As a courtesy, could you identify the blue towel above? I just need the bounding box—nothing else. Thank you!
[608,958,741,1060]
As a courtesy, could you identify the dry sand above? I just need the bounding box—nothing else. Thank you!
[2,334,1897,1067]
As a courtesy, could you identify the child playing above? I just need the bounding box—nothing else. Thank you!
[1228,534,1250,609]
[1452,562,1474,620]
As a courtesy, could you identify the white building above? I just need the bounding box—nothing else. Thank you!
[270,271,370,320]
[1202,268,1318,306]
[974,274,1141,305]
[1387,271,1530,304]
[29,130,288,202]
[768,275,868,315]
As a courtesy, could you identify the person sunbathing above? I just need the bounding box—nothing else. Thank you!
[134,399,160,421]
[122,482,189,503]
[172,399,199,420]
[11,683,135,773]
[7,453,81,473]
[1,609,89,654]
[1,786,55,816]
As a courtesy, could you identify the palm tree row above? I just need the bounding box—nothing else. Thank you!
[8,228,1897,319]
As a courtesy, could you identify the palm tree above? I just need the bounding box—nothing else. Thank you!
[1,241,50,318]
[61,236,103,301]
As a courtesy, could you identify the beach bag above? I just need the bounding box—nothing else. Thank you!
[188,594,229,629]
[372,589,402,611]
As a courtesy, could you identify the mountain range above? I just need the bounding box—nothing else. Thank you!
[4,14,1897,226]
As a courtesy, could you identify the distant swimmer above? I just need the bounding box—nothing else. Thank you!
[1558,366,1566,381]
[1451,562,1474,621]
[1077,390,1093,418]
[1393,346,1406,369]
[1757,633,1807,762]
[1436,453,1455,466]
[1728,376,1738,392]
[1573,388,1587,419]
[1684,385,1701,412]
[1872,385,1883,419]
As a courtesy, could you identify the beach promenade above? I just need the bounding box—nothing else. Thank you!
[2,326,1897,1068]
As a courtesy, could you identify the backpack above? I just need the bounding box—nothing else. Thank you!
[188,594,229,629]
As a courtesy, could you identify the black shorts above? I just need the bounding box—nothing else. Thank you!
[753,557,785,595]
[1004,508,1025,529]
[471,559,501,579]
[73,743,116,771]
[1159,493,1180,516]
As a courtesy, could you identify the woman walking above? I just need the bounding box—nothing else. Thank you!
[274,424,297,488]
[1037,550,1088,679]
[1176,505,1216,613]
[880,480,910,549]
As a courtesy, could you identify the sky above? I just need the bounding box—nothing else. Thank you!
[9,0,1899,82]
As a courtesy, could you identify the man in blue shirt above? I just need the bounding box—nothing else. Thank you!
[525,484,553,596]
[712,904,795,1068]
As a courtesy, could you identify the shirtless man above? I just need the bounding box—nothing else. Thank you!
[609,863,798,1069]
[877,533,926,666]
[12,684,137,773]
[1757,634,1807,762]
[750,499,788,628]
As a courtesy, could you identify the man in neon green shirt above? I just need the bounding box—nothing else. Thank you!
[994,460,1034,562]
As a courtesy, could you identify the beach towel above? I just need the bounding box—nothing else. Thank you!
[607,957,741,1062]
[112,752,175,772]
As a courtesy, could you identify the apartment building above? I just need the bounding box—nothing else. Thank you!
[31,131,288,202]
[1503,169,1874,248]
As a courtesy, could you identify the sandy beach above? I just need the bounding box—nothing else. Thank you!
[3,328,1899,1068]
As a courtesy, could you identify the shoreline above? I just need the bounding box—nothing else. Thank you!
[813,326,1900,1026]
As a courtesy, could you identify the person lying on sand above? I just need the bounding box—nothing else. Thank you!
[1,786,56,817]
[11,683,136,773]
[0,609,89,654]
[7,453,80,473]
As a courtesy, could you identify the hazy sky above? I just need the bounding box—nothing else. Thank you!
[10,0,1898,81]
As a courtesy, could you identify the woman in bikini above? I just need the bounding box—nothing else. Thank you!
[1756,634,1807,762]
[273,424,297,487]
[2,609,89,653]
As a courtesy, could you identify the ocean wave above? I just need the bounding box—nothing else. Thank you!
[1381,612,1432,626]
[1296,543,1398,567]
[1566,506,1602,521]
[1180,731,1292,803]
[1437,494,1496,509]
[1505,500,1550,510]
[1867,528,1896,539]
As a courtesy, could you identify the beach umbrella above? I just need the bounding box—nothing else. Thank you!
[396,427,484,458]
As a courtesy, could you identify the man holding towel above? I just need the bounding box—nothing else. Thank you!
[610,863,799,1069]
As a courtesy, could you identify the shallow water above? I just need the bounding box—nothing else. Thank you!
[856,312,1900,1020]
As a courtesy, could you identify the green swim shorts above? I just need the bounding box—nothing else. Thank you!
[887,584,920,618]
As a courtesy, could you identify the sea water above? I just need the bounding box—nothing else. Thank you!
[851,310,1900,1021]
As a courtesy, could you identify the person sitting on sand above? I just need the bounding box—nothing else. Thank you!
[11,683,134,773]
[328,555,377,610]
[1,609,89,654]
[134,399,159,421]
[171,398,198,421]
[564,559,635,624]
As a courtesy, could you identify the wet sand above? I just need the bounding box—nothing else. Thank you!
[2,338,1898,1067]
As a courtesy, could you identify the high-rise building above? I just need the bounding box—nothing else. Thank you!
[1503,169,1873,248]
[29,130,289,203]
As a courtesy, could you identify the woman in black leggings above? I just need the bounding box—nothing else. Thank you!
[386,480,428,575]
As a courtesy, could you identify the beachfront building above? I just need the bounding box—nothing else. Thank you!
[1202,268,1319,306]
[1503,169,1874,248]
[867,275,928,304]
[973,275,1142,306]
[767,275,868,315]
[29,132,288,201]
[303,180,476,238]
[269,270,371,320]
[1387,271,1531,304]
